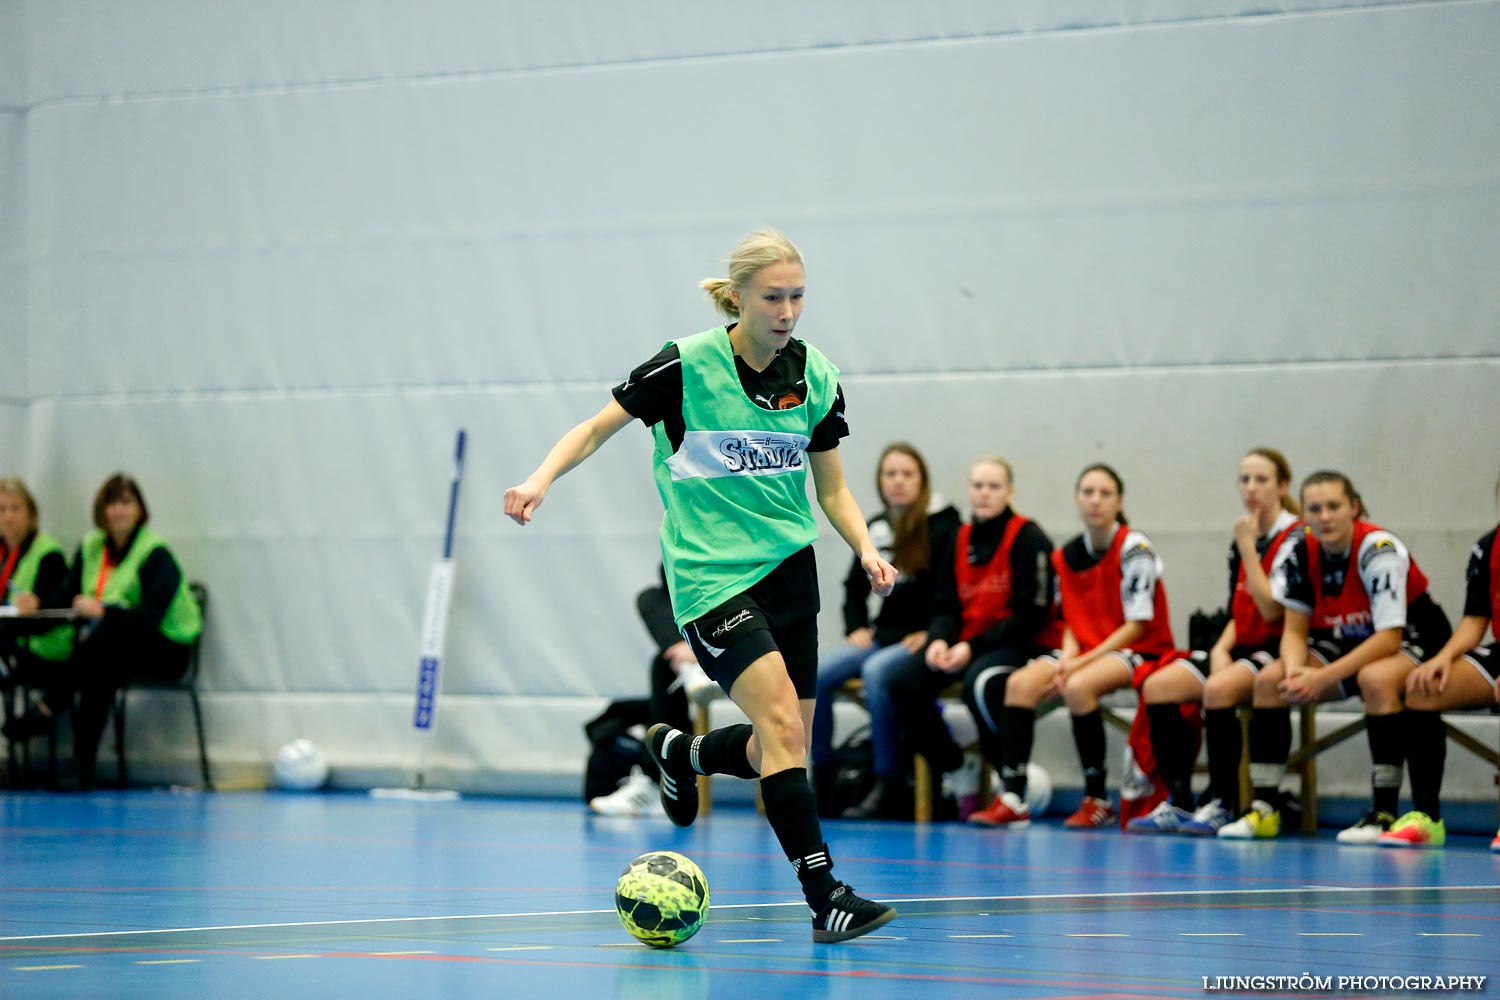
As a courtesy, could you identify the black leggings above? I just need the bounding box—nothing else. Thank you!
[886,644,1040,776]
[59,613,192,778]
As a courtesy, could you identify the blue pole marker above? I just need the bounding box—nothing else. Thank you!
[369,430,467,802]
[412,429,465,732]
[411,430,464,733]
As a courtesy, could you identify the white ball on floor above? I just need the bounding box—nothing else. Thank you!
[274,738,329,791]
[1024,763,1052,816]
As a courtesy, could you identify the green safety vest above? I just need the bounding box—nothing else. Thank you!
[652,327,839,626]
[7,532,73,662]
[80,527,202,645]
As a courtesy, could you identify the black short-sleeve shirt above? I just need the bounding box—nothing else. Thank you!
[611,329,849,454]
[1464,528,1496,619]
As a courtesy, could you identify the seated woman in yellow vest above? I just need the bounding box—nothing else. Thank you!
[0,477,75,742]
[7,473,201,784]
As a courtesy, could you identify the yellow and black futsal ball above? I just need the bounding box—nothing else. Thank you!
[614,851,710,947]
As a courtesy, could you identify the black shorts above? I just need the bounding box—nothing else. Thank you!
[1176,643,1278,680]
[1460,644,1498,686]
[679,548,821,700]
[1305,634,1434,701]
[1306,597,1453,699]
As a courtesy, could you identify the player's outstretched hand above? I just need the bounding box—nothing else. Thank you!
[863,554,897,597]
[503,479,547,525]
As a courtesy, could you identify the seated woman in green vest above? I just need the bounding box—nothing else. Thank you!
[0,477,75,741]
[6,473,201,785]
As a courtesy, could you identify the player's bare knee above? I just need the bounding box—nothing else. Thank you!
[1202,677,1232,711]
[1006,664,1046,708]
[1403,690,1439,712]
[1061,682,1095,714]
[1142,670,1184,705]
[1358,674,1402,714]
[1252,666,1283,704]
[757,703,805,760]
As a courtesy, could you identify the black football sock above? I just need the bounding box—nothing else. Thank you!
[1248,707,1291,810]
[999,706,1035,798]
[1365,712,1404,817]
[686,724,760,779]
[760,767,839,908]
[1204,707,1243,815]
[1146,703,1195,809]
[1071,710,1107,800]
[1402,709,1445,820]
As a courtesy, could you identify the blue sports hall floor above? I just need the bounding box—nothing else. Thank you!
[1,789,1496,1000]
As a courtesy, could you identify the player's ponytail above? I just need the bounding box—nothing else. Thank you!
[700,277,739,318]
[701,229,804,320]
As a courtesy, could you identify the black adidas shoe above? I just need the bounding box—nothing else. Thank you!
[811,883,897,943]
[645,723,700,828]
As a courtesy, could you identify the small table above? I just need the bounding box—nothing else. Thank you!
[2,608,81,787]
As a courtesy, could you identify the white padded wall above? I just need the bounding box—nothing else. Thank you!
[19,1,1420,103]
[0,109,22,408]
[0,0,21,108]
[14,0,1500,792]
[1,0,23,410]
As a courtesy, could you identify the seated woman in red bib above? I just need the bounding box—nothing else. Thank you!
[7,474,202,787]
[876,456,1058,823]
[0,478,75,747]
[1125,448,1302,835]
[1232,470,1451,843]
[998,463,1176,830]
[1380,471,1500,850]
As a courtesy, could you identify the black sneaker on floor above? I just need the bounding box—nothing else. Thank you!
[811,883,897,943]
[645,723,699,828]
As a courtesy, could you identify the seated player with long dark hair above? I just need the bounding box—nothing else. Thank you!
[997,463,1176,830]
[1228,470,1452,843]
[810,442,959,819]
[1126,448,1302,834]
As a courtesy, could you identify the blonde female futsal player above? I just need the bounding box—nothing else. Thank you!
[505,229,898,943]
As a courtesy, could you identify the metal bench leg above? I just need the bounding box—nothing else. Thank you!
[189,689,213,790]
[1299,705,1317,834]
[913,754,933,823]
[1285,705,1368,834]
[114,694,129,788]
[1238,707,1253,814]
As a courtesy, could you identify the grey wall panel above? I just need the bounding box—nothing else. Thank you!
[0,112,22,400]
[28,1,1499,399]
[822,359,1499,647]
[0,406,24,473]
[14,0,1499,792]
[22,361,1497,770]
[0,1,21,108]
[20,1,1420,103]
[23,384,667,703]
